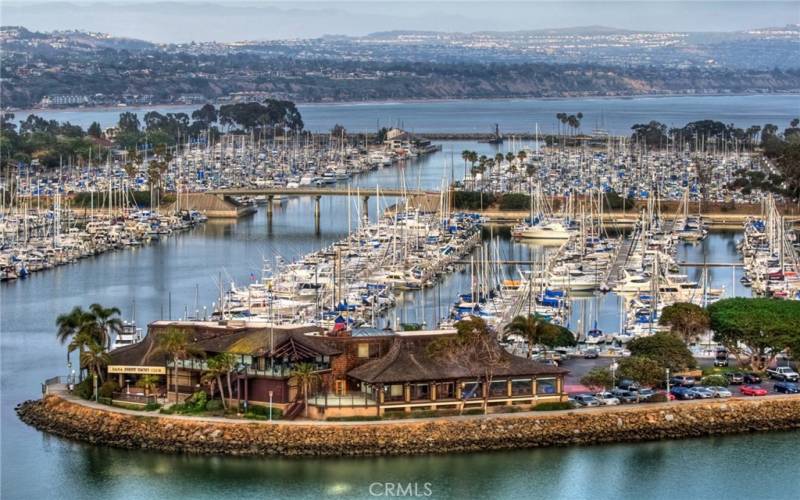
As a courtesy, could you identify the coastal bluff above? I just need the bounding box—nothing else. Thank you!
[17,395,800,457]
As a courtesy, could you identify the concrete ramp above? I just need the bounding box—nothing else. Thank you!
[168,193,257,218]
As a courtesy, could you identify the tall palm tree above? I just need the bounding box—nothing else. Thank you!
[214,352,238,409]
[56,306,104,381]
[89,303,123,350]
[80,341,110,386]
[202,355,227,408]
[154,327,205,403]
[504,314,547,358]
[290,362,320,417]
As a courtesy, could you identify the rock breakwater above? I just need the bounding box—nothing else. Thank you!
[16,395,800,457]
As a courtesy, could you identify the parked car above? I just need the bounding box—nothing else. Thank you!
[669,375,696,387]
[766,366,800,382]
[714,350,729,367]
[636,388,657,401]
[706,386,733,398]
[689,387,714,399]
[617,379,641,391]
[574,394,601,407]
[774,381,800,394]
[594,391,620,405]
[611,388,639,404]
[742,373,762,384]
[583,349,599,359]
[670,386,695,400]
[740,385,768,396]
[725,372,744,385]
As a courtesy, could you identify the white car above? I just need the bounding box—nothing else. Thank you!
[594,391,621,405]
[706,386,732,398]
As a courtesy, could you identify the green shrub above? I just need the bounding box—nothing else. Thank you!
[98,380,120,399]
[188,391,207,411]
[532,402,573,411]
[701,375,729,387]
[326,415,382,422]
[462,408,485,415]
[498,193,530,210]
[205,399,224,412]
[73,378,93,400]
[144,402,161,411]
[244,404,283,419]
[453,191,496,210]
[98,397,113,406]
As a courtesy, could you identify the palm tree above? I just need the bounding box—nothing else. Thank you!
[517,150,527,163]
[504,314,547,358]
[80,341,110,386]
[89,303,123,350]
[290,362,320,417]
[136,374,160,398]
[56,306,109,381]
[202,355,228,408]
[154,327,205,403]
[214,352,238,410]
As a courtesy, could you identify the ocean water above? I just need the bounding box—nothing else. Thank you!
[10,94,800,134]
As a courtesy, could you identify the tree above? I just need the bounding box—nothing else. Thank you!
[429,317,509,414]
[617,356,664,388]
[118,112,141,134]
[136,374,160,398]
[80,341,110,386]
[658,302,710,344]
[290,362,320,418]
[627,331,697,372]
[581,367,613,391]
[504,314,546,358]
[88,303,123,350]
[87,121,103,138]
[709,298,800,371]
[214,352,238,410]
[191,104,218,128]
[540,323,577,350]
[202,355,227,408]
[154,327,205,403]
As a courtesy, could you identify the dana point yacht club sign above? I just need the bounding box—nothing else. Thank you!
[108,365,166,375]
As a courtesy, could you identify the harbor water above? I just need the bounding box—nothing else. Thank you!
[0,139,796,499]
[10,94,800,133]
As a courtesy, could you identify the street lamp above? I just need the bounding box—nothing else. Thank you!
[269,390,274,422]
[666,368,671,397]
[610,358,619,388]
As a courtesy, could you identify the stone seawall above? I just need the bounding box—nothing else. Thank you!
[16,395,800,457]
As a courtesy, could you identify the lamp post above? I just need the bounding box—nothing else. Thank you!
[269,390,274,422]
[610,358,618,388]
[666,368,670,397]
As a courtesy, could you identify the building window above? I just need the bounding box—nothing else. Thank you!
[386,384,404,401]
[357,343,369,358]
[436,382,455,399]
[511,379,532,396]
[462,382,483,399]
[537,378,557,395]
[488,380,508,397]
[411,383,430,401]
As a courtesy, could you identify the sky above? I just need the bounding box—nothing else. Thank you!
[1,1,798,43]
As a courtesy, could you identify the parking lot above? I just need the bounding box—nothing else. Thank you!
[560,354,798,396]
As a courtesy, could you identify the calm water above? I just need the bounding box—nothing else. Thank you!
[0,141,796,499]
[11,94,800,133]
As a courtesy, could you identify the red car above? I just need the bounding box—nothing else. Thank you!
[740,385,768,396]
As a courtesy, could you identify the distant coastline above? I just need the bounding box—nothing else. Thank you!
[8,91,800,115]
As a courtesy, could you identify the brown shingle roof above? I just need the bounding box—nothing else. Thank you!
[347,334,567,384]
[109,321,337,367]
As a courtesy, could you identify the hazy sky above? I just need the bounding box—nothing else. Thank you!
[2,1,799,43]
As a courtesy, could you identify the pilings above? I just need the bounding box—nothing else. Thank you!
[314,195,321,235]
